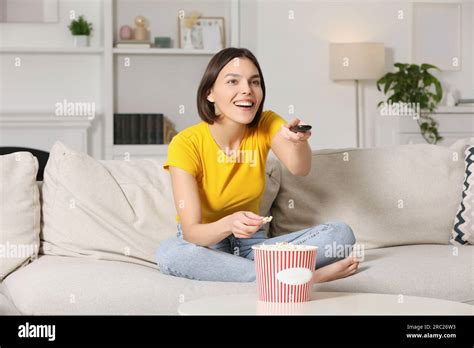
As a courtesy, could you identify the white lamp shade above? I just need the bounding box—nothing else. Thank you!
[329,42,385,80]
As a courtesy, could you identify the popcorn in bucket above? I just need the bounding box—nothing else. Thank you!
[252,242,317,303]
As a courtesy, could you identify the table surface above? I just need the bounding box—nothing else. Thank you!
[178,292,474,315]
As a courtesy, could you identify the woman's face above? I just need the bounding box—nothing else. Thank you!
[207,57,263,125]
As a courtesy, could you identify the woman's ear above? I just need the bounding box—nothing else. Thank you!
[207,90,214,103]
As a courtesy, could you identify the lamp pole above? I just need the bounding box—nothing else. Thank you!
[329,42,385,149]
[355,79,364,148]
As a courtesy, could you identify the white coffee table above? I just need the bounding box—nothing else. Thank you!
[178,292,474,315]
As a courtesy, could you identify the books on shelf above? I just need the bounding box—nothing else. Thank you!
[115,40,151,48]
[114,113,177,145]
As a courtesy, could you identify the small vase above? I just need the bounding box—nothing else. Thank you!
[183,28,194,49]
[446,89,458,107]
[73,35,89,47]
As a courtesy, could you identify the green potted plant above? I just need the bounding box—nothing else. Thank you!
[377,63,443,144]
[68,15,93,47]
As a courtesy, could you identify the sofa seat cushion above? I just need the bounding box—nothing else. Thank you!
[0,283,21,315]
[2,255,257,315]
[4,245,472,315]
[0,293,20,315]
[314,244,474,304]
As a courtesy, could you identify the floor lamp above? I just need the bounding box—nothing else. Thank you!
[329,43,385,148]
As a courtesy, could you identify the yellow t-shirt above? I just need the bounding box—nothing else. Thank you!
[163,110,287,224]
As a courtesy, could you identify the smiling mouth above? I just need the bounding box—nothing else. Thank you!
[233,101,255,110]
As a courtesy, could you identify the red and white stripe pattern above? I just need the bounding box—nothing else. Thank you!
[253,247,317,303]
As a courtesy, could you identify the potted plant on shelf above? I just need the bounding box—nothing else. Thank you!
[377,63,443,144]
[68,15,93,47]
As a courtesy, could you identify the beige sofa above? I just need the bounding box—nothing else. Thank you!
[0,139,473,315]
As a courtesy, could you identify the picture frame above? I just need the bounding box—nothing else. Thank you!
[411,2,462,71]
[0,0,59,23]
[178,16,225,50]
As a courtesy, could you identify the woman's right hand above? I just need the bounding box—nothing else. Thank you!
[226,211,264,238]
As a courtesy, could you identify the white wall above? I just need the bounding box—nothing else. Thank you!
[0,0,103,46]
[0,0,104,158]
[1,0,472,159]
[248,0,473,149]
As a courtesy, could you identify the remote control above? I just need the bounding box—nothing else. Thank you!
[290,125,312,133]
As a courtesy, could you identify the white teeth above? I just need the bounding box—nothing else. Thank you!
[234,101,253,107]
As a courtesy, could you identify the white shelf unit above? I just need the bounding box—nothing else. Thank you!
[0,0,240,160]
[112,48,219,55]
[0,49,104,155]
[113,144,169,159]
[0,47,104,54]
[104,0,241,160]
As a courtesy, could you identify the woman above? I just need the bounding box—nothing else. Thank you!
[156,47,359,283]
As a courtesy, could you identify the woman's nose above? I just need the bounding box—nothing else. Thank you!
[240,80,252,94]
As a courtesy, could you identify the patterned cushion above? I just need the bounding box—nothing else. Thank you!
[451,146,474,245]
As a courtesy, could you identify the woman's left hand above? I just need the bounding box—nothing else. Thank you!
[280,118,312,144]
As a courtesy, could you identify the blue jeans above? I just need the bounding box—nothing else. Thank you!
[156,221,356,282]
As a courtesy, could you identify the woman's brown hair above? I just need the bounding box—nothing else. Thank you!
[197,47,266,128]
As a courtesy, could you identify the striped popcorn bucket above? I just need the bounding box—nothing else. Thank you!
[252,244,317,303]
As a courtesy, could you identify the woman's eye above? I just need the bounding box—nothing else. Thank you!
[227,79,238,84]
[252,80,261,85]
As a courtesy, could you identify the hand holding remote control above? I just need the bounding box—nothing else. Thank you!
[281,117,312,143]
[290,125,312,133]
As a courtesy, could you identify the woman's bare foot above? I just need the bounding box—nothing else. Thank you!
[312,256,359,283]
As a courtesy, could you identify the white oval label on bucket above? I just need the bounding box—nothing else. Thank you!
[276,267,313,285]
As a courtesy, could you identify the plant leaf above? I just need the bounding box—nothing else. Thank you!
[421,63,440,71]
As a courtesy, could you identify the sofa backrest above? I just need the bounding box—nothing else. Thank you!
[267,139,473,250]
[36,137,473,267]
[38,141,281,268]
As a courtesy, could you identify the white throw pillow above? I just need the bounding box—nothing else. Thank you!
[41,141,177,269]
[0,152,40,280]
[450,145,474,245]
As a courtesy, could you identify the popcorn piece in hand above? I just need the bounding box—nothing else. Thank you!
[262,216,273,224]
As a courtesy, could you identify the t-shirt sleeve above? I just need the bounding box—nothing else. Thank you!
[162,134,201,178]
[259,110,288,148]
